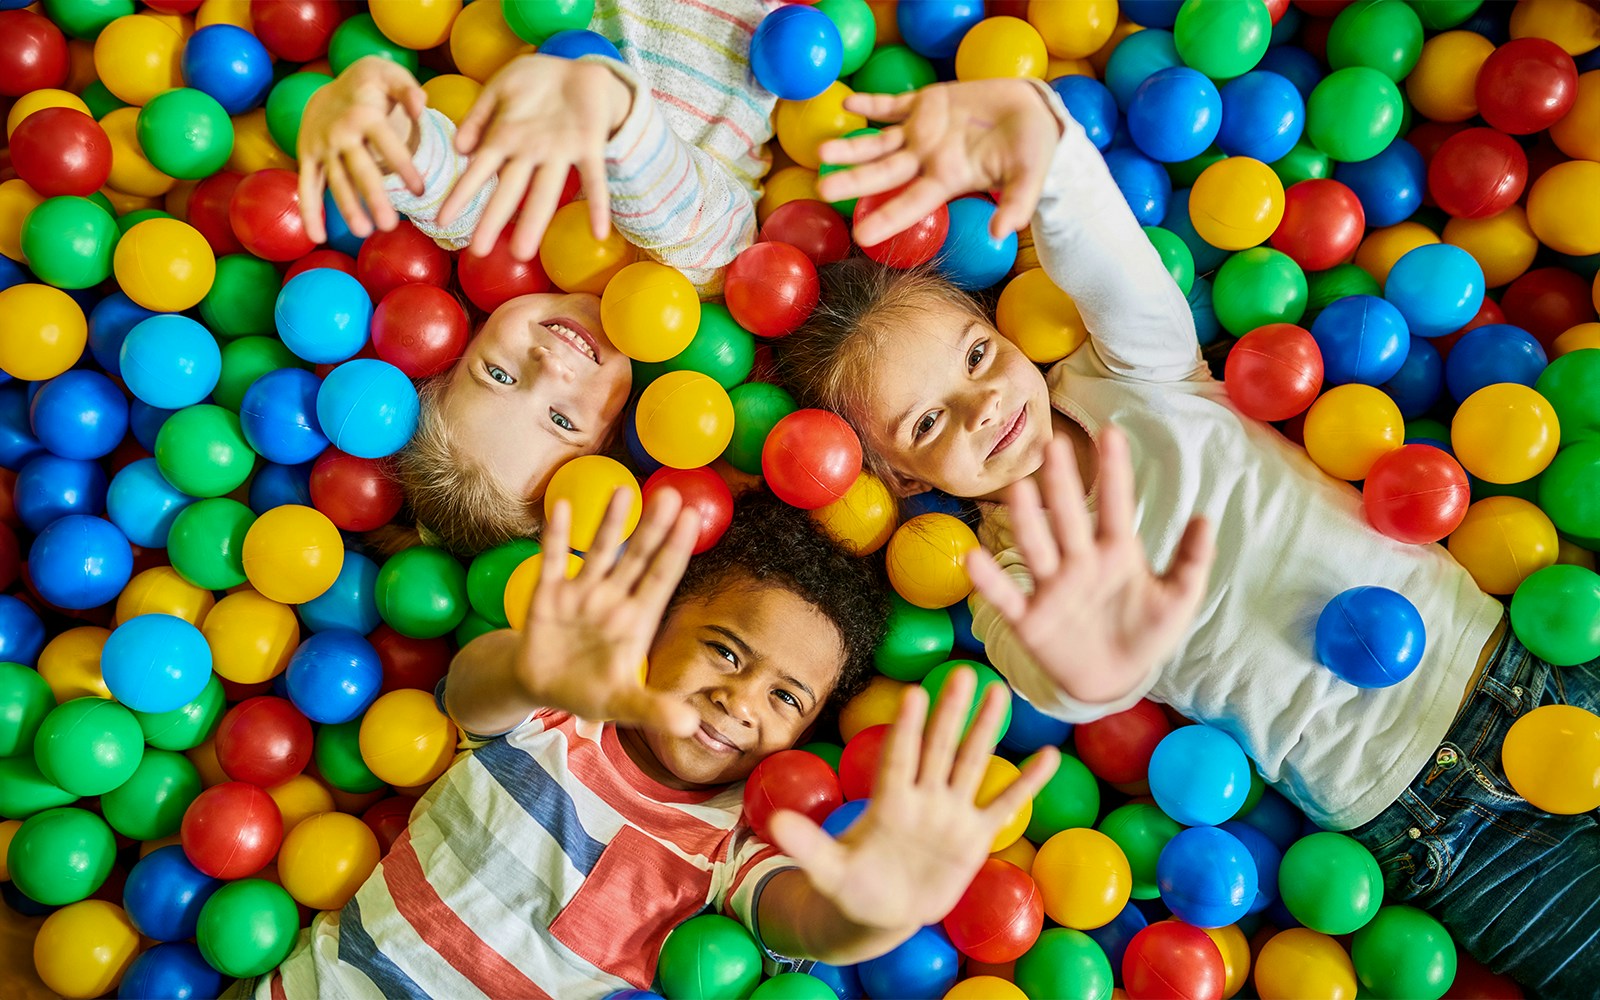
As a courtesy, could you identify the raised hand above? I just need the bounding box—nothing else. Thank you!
[814,78,1062,247]
[967,426,1216,707]
[297,56,427,243]
[514,487,701,738]
[767,669,1058,933]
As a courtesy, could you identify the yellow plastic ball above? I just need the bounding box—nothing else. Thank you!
[1404,31,1494,123]
[1510,0,1600,55]
[450,0,531,83]
[359,688,458,787]
[0,284,87,381]
[996,267,1089,363]
[0,178,46,261]
[540,200,638,294]
[1502,704,1600,813]
[1550,70,1600,161]
[103,186,162,216]
[114,566,215,628]
[422,73,483,128]
[196,0,253,31]
[956,17,1049,80]
[1447,497,1559,595]
[758,166,822,225]
[946,977,1027,1000]
[1526,159,1600,257]
[278,811,382,910]
[1047,56,1097,79]
[839,675,909,742]
[635,370,736,470]
[1443,205,1538,288]
[503,551,585,630]
[371,0,462,51]
[6,89,91,138]
[1203,923,1253,1000]
[990,834,1036,874]
[976,756,1031,853]
[1032,827,1132,930]
[1303,384,1404,481]
[114,218,216,311]
[600,261,701,363]
[1451,383,1561,485]
[1354,221,1440,292]
[266,773,336,835]
[545,455,643,552]
[887,513,980,609]
[32,900,141,999]
[812,472,898,555]
[0,819,19,880]
[1189,158,1284,252]
[95,13,186,106]
[240,504,345,605]
[1255,928,1356,1000]
[104,106,178,197]
[776,82,866,170]
[202,590,300,684]
[1029,0,1118,59]
[1553,322,1600,357]
[1558,536,1598,572]
[226,108,295,174]
[186,735,230,788]
[38,626,112,702]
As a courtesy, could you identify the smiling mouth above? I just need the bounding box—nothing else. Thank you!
[543,318,600,365]
[989,405,1027,459]
[693,721,741,755]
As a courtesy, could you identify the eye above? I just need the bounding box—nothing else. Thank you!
[913,411,938,441]
[550,409,575,432]
[708,642,737,666]
[967,339,988,371]
[774,690,801,711]
[487,364,514,385]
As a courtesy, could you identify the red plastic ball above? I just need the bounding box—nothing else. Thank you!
[1362,445,1470,545]
[0,10,68,97]
[1428,128,1528,220]
[1073,699,1171,786]
[1269,180,1364,272]
[231,169,317,261]
[759,199,851,267]
[372,283,470,378]
[457,227,552,312]
[185,171,246,257]
[361,795,418,856]
[642,466,734,554]
[357,220,452,303]
[214,696,314,788]
[0,521,19,594]
[1430,297,1505,358]
[371,625,452,695]
[1475,38,1579,136]
[10,108,111,198]
[1123,921,1226,1000]
[838,723,889,801]
[742,748,844,843]
[0,468,18,529]
[943,859,1044,964]
[761,408,863,510]
[309,448,404,532]
[1501,267,1597,349]
[285,248,358,281]
[725,241,820,338]
[250,0,347,61]
[854,187,950,269]
[1224,323,1324,422]
[1448,948,1527,999]
[180,781,285,880]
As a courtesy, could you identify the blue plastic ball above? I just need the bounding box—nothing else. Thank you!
[1332,138,1425,228]
[28,370,128,461]
[859,924,959,1000]
[1235,787,1303,852]
[1128,67,1221,163]
[934,197,1018,290]
[0,255,27,293]
[1381,335,1443,418]
[0,594,46,666]
[107,457,195,549]
[822,797,869,838]
[1164,188,1229,273]
[275,268,374,365]
[1257,45,1323,100]
[623,400,663,477]
[896,0,982,59]
[1444,324,1547,403]
[604,992,665,1000]
[1187,274,1222,345]
[1104,148,1172,226]
[124,845,221,941]
[321,191,365,258]
[808,963,864,1000]
[16,454,107,534]
[316,358,420,459]
[181,24,274,114]
[538,28,624,61]
[1314,586,1426,687]
[120,315,223,409]
[1384,244,1485,339]
[1157,826,1259,928]
[92,291,154,377]
[751,5,842,100]
[239,367,328,465]
[946,598,984,658]
[248,460,315,514]
[129,400,175,452]
[999,691,1073,756]
[1310,294,1411,385]
[1218,819,1281,913]
[0,385,47,470]
[1216,71,1304,163]
[119,942,229,1000]
[29,514,133,610]
[298,552,381,635]
[1148,724,1251,826]
[1084,902,1148,975]
[285,629,383,724]
[102,614,213,714]
[1105,28,1183,110]
[1051,75,1119,152]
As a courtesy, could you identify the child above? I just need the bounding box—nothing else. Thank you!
[295,0,778,552]
[774,77,1600,995]
[250,487,1058,998]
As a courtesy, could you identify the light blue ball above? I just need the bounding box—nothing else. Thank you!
[1148,724,1251,826]
[1157,826,1258,928]
[934,197,1017,290]
[316,358,420,459]
[1310,294,1411,385]
[275,268,373,365]
[107,457,195,549]
[1128,67,1221,163]
[120,315,222,409]
[1105,28,1183,110]
[1217,70,1304,163]
[1384,243,1485,339]
[102,614,213,715]
[1315,586,1426,688]
[298,553,382,635]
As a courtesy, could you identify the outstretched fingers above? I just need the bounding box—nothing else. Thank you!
[1094,426,1135,545]
[1036,437,1094,562]
[877,683,929,800]
[531,498,574,622]
[951,684,1010,795]
[983,746,1059,825]
[768,810,847,888]
[816,126,906,168]
[815,149,919,205]
[841,91,916,122]
[852,175,954,248]
[1164,515,1216,610]
[297,160,328,244]
[964,547,1028,624]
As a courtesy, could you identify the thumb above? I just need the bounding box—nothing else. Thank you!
[767,810,847,885]
[631,689,698,739]
[401,83,428,122]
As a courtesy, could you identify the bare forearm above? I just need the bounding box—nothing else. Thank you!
[443,629,541,737]
[756,870,917,967]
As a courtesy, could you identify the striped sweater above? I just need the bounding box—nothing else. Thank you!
[386,0,778,294]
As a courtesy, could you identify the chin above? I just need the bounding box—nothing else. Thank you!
[653,731,756,787]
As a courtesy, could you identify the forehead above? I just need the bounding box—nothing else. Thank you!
[675,578,846,686]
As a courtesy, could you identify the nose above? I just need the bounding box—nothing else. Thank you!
[530,343,577,384]
[711,681,759,729]
[964,386,1004,432]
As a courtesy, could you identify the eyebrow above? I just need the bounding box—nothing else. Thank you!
[707,624,818,706]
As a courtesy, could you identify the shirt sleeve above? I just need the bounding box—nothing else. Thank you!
[711,825,800,960]
[1024,79,1207,384]
[383,108,493,251]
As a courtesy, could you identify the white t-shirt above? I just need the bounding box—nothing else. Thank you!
[971,85,1504,832]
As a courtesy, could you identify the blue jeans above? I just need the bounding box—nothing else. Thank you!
[1348,622,1600,999]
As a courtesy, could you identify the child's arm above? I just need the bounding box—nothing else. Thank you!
[443,489,700,741]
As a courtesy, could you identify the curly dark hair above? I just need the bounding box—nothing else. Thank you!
[670,489,889,718]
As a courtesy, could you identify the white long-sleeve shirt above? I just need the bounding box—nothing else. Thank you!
[971,84,1503,831]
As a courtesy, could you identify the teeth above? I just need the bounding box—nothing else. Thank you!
[546,322,597,362]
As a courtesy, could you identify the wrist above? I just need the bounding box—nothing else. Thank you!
[603,67,635,137]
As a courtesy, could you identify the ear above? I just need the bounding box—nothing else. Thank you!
[886,469,931,498]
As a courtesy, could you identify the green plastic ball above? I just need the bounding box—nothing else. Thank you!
[33,697,145,797]
[1098,801,1183,899]
[1278,832,1384,934]
[502,0,594,44]
[1144,226,1196,295]
[202,255,284,341]
[99,748,201,841]
[40,0,132,40]
[1307,67,1405,164]
[134,673,226,751]
[197,878,301,978]
[329,14,420,76]
[168,498,256,591]
[1024,751,1100,844]
[376,546,469,639]
[137,88,236,180]
[116,208,172,233]
[0,757,78,820]
[155,404,259,498]
[798,742,843,772]
[1405,418,1452,447]
[1413,0,1482,30]
[751,972,838,999]
[0,662,56,757]
[454,610,498,648]
[816,0,876,76]
[7,807,115,905]
[873,594,955,682]
[215,337,308,412]
[1327,0,1424,82]
[819,125,881,218]
[1535,349,1600,446]
[1213,247,1308,336]
[1538,440,1600,545]
[85,190,117,216]
[80,81,127,120]
[21,196,120,290]
[1166,145,1228,190]
[1351,904,1457,1000]
[1014,928,1115,1000]
[265,72,334,157]
[657,914,763,1000]
[1271,140,1334,188]
[1174,0,1272,80]
[1510,564,1600,667]
[851,44,937,95]
[1306,262,1380,320]
[315,718,386,793]
[724,382,798,475]
[921,660,1012,742]
[467,538,542,628]
[637,303,756,390]
[1470,471,1543,505]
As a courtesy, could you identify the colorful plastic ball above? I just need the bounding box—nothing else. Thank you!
[1361,444,1470,545]
[1382,243,1486,340]
[955,15,1048,80]
[100,613,212,715]
[1098,802,1182,901]
[1307,294,1410,386]
[1510,563,1600,667]
[873,594,954,683]
[1211,247,1307,336]
[33,696,144,796]
[28,369,127,461]
[1502,702,1600,813]
[656,915,764,1000]
[1124,921,1227,1000]
[456,229,549,312]
[1304,383,1404,480]
[1449,496,1558,595]
[1278,832,1383,934]
[182,23,272,114]
[1476,37,1578,135]
[852,42,937,94]
[123,845,220,942]
[1051,75,1119,151]
[1444,325,1547,404]
[1103,147,1171,227]
[641,466,733,555]
[544,455,642,552]
[935,197,1019,291]
[1127,67,1221,163]
[1000,690,1073,758]
[275,810,380,911]
[854,185,950,269]
[355,220,451,302]
[0,283,87,381]
[1314,586,1427,688]
[298,551,381,636]
[0,8,68,96]
[249,460,317,516]
[113,218,215,312]
[1542,439,1600,547]
[1144,226,1196,296]
[86,292,155,374]
[539,200,637,294]
[1306,67,1404,163]
[7,806,114,905]
[1224,322,1323,421]
[30,898,139,999]
[1255,927,1358,1000]
[29,514,133,610]
[761,407,863,510]
[858,924,960,1000]
[810,470,897,557]
[230,168,315,261]
[1270,179,1363,273]
[599,261,701,364]
[995,267,1089,363]
[237,367,326,465]
[1215,69,1303,163]
[725,241,820,338]
[359,686,456,786]
[120,942,228,1000]
[370,283,468,379]
[643,303,756,391]
[1536,346,1600,447]
[1173,0,1270,79]
[1428,127,1527,221]
[0,661,53,758]
[633,371,736,471]
[15,453,106,534]
[91,11,184,104]
[751,4,843,100]
[896,0,982,58]
[305,448,400,533]
[274,267,373,365]
[1332,138,1424,230]
[316,358,420,460]
[17,195,116,290]
[1148,724,1251,826]
[1033,828,1132,930]
[119,314,222,410]
[374,546,468,640]
[1190,156,1283,250]
[1326,0,1424,81]
[1527,159,1600,258]
[1349,905,1456,1000]
[155,403,257,498]
[943,859,1043,964]
[759,200,851,271]
[31,623,104,702]
[212,695,311,787]
[885,513,978,609]
[721,382,795,475]
[1157,826,1258,928]
[742,748,843,844]
[201,589,299,685]
[1014,928,1115,1000]
[195,876,298,977]
[466,539,541,628]
[137,87,235,181]
[100,745,202,842]
[1451,383,1560,484]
